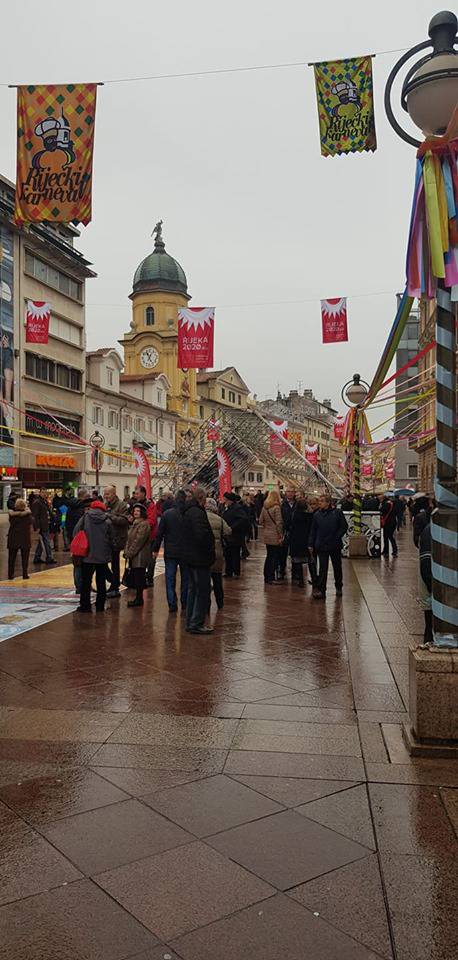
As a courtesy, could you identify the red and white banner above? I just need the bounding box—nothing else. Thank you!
[305,443,318,467]
[134,446,152,499]
[269,419,288,459]
[333,415,345,441]
[362,462,373,477]
[217,447,232,499]
[26,300,50,343]
[207,418,220,442]
[321,298,348,344]
[384,460,395,480]
[178,307,214,369]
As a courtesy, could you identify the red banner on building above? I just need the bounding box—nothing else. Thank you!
[207,418,220,441]
[178,308,214,369]
[333,415,345,441]
[305,443,318,466]
[217,447,232,498]
[134,446,152,499]
[269,419,288,459]
[26,300,51,343]
[321,298,348,344]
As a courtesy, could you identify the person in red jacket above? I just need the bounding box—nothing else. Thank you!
[130,486,158,585]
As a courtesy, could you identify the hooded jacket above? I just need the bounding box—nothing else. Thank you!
[7,507,33,550]
[73,507,113,564]
[223,502,250,546]
[181,500,215,568]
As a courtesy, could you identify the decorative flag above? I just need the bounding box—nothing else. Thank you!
[216,447,232,499]
[338,459,345,471]
[26,301,50,343]
[321,298,348,343]
[134,446,152,499]
[384,460,395,481]
[362,462,373,477]
[290,430,302,452]
[305,443,319,467]
[207,418,220,441]
[269,419,288,459]
[178,308,214,369]
[333,415,345,441]
[313,57,376,157]
[14,84,97,227]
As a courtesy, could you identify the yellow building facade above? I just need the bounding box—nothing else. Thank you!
[119,222,200,443]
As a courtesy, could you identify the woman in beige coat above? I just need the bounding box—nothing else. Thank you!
[206,498,232,609]
[259,490,284,583]
[124,504,151,607]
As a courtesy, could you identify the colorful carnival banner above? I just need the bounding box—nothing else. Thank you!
[362,462,373,477]
[0,223,14,464]
[178,308,214,369]
[26,301,50,343]
[290,430,302,452]
[305,443,319,466]
[14,84,97,227]
[134,446,152,499]
[269,419,288,459]
[217,447,232,498]
[313,56,377,157]
[207,418,220,442]
[321,298,348,343]
[333,415,345,440]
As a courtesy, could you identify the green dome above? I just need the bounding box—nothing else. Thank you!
[132,223,188,296]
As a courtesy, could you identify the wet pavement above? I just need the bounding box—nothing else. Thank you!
[0,526,456,959]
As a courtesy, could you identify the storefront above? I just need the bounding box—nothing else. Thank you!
[0,466,22,511]
[19,454,81,501]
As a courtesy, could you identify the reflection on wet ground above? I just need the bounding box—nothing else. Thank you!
[0,528,456,960]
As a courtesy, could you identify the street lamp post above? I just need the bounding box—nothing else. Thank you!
[385,11,458,649]
[342,374,369,553]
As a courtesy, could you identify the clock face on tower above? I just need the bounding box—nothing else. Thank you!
[140,347,159,369]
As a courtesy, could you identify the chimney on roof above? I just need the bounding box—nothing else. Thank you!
[303,389,313,399]
[323,398,332,407]
[289,390,298,398]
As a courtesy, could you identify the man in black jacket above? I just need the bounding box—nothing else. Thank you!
[280,487,297,579]
[222,492,249,577]
[181,488,215,634]
[153,494,189,613]
[309,494,348,598]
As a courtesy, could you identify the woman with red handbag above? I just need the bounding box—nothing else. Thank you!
[72,500,113,612]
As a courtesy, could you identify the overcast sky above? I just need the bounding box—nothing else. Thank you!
[0,0,438,426]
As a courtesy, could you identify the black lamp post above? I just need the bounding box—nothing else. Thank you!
[385,11,458,649]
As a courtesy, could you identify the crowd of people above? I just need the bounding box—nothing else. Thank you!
[5,482,437,641]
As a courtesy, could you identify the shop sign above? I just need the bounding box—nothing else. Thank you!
[26,409,80,439]
[0,466,18,479]
[35,454,76,469]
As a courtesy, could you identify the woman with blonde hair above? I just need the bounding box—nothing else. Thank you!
[259,489,284,584]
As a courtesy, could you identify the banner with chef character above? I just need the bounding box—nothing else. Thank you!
[134,445,152,500]
[269,419,288,459]
[14,83,97,226]
[178,307,214,369]
[26,301,51,343]
[321,298,348,343]
[333,415,345,440]
[217,447,232,499]
[207,418,220,442]
[313,56,376,157]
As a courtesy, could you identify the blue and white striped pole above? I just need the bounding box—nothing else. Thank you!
[431,284,458,649]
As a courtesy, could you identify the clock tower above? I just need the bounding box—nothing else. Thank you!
[120,222,199,438]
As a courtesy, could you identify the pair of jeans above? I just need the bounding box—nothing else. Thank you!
[8,547,30,579]
[317,547,343,595]
[264,544,280,583]
[186,566,211,629]
[106,549,121,591]
[383,528,397,555]
[211,572,224,608]
[34,531,53,562]
[165,558,189,610]
[80,562,107,612]
[225,543,241,576]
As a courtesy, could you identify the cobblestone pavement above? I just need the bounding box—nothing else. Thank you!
[0,527,456,960]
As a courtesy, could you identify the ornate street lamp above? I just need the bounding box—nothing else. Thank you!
[342,374,369,538]
[385,11,458,649]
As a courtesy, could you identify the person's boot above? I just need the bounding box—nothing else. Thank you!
[424,609,433,644]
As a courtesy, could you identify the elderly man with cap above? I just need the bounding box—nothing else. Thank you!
[222,492,250,578]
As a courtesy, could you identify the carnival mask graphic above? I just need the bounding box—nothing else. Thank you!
[32,112,76,170]
[330,80,361,119]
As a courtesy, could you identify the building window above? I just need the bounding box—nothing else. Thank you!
[134,418,145,433]
[229,390,236,403]
[25,352,81,391]
[93,405,104,426]
[25,251,82,301]
[169,423,173,439]
[48,315,82,345]
[108,447,117,466]
[247,472,255,482]
[221,388,225,399]
[158,421,164,438]
[199,405,205,419]
[256,472,263,483]
[147,419,154,433]
[108,410,119,429]
[157,390,163,405]
[107,367,114,385]
[123,415,132,431]
[238,394,242,405]
[145,306,154,326]
[408,464,418,478]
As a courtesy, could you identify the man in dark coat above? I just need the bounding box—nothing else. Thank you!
[181,487,215,634]
[309,494,348,598]
[222,492,249,578]
[104,485,130,598]
[153,493,189,613]
[280,487,297,579]
[379,494,398,557]
[32,491,56,564]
